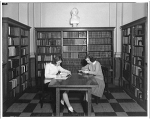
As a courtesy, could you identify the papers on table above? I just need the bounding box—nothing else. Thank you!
[55,73,69,80]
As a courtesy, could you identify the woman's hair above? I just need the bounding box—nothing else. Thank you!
[53,55,62,64]
[85,54,96,62]
[81,59,88,67]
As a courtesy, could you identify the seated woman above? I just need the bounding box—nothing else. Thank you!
[45,55,78,116]
[80,55,105,103]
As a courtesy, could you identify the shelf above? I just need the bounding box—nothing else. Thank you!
[63,37,87,39]
[63,44,86,46]
[37,45,61,47]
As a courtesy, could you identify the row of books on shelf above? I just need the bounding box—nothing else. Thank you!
[132,47,144,56]
[124,62,130,70]
[37,39,61,46]
[8,46,19,57]
[8,37,28,46]
[63,31,87,38]
[133,37,143,46]
[63,59,83,66]
[9,78,18,90]
[123,69,130,82]
[122,78,143,100]
[130,85,143,99]
[133,24,144,35]
[89,52,111,58]
[123,53,130,61]
[21,56,28,65]
[8,86,19,99]
[8,67,19,80]
[63,46,86,52]
[37,32,61,38]
[122,45,131,53]
[21,72,28,84]
[97,58,112,66]
[8,26,20,36]
[89,38,111,44]
[123,36,130,44]
[63,39,86,45]
[21,81,28,92]
[37,47,61,53]
[21,38,28,45]
[8,37,19,45]
[38,63,45,70]
[38,70,42,77]
[38,55,55,61]
[88,45,111,51]
[122,28,131,36]
[21,29,29,36]
[89,31,111,38]
[132,65,143,77]
[21,47,28,56]
[62,52,86,59]
[133,57,143,66]
[131,75,143,89]
[21,64,28,74]
[8,58,19,69]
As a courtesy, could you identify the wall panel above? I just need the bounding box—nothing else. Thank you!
[2,3,19,21]
[29,3,34,57]
[123,3,132,25]
[41,3,110,27]
[34,3,41,27]
[19,3,28,25]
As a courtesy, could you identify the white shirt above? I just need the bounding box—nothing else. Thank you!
[44,62,69,83]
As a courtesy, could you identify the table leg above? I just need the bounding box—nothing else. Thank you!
[87,88,92,116]
[56,88,60,116]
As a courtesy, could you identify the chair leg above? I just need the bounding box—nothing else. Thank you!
[95,96,99,104]
[39,91,44,108]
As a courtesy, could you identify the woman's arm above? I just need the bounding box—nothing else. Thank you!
[58,66,71,74]
[81,64,89,71]
[86,62,102,76]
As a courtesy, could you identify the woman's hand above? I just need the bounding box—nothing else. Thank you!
[68,71,71,75]
[82,70,89,74]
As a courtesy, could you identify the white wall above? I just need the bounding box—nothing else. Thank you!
[2,2,148,57]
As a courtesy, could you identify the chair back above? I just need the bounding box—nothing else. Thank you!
[40,63,46,91]
[101,65,109,93]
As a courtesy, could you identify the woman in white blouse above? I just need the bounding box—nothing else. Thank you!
[45,55,78,116]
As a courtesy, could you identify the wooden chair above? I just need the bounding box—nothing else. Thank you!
[39,69,55,108]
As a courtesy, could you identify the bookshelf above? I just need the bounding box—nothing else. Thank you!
[62,31,87,72]
[35,27,114,86]
[35,29,62,86]
[88,29,114,83]
[2,17,31,112]
[121,17,147,110]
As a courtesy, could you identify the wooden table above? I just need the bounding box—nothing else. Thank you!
[48,73,98,116]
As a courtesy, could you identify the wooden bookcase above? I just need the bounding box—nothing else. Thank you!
[35,27,114,87]
[121,17,147,110]
[2,17,31,112]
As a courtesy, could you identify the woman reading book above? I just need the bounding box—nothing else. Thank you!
[80,55,105,106]
[45,55,78,116]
